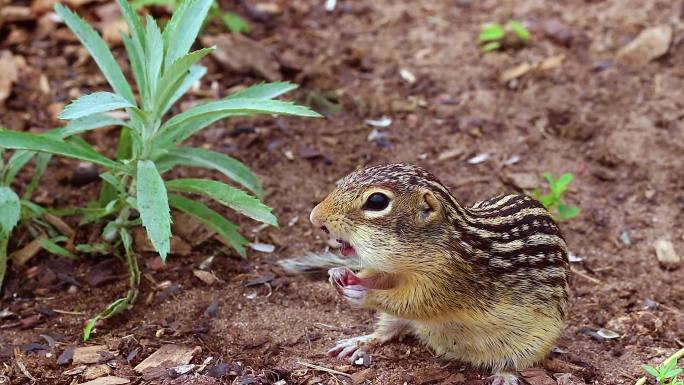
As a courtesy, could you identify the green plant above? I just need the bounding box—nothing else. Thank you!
[637,348,684,385]
[643,355,683,385]
[0,127,91,288]
[132,0,251,34]
[532,172,580,221]
[479,20,530,51]
[0,0,319,340]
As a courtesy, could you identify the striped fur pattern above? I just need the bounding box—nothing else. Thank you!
[309,163,570,372]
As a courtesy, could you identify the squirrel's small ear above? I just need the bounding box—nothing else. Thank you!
[417,189,441,225]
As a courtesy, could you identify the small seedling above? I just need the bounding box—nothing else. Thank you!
[479,20,530,51]
[0,0,319,340]
[532,172,580,221]
[643,355,683,385]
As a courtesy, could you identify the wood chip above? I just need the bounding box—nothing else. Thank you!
[10,235,47,266]
[79,376,130,385]
[351,368,375,384]
[72,345,117,365]
[100,19,128,45]
[133,228,191,256]
[63,365,87,376]
[134,345,200,373]
[617,25,673,67]
[539,54,565,71]
[172,212,214,246]
[0,51,19,105]
[443,373,466,384]
[83,364,112,380]
[193,270,218,285]
[653,239,681,269]
[519,368,557,385]
[500,54,565,83]
[503,171,539,190]
[44,213,76,238]
[438,148,464,161]
[412,367,450,384]
[201,34,282,81]
[500,62,533,83]
[0,6,32,22]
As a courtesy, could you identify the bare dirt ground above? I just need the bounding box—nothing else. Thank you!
[1,0,683,384]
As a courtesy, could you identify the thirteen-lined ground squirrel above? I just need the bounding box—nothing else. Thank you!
[282,163,570,385]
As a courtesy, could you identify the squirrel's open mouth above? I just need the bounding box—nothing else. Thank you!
[328,237,357,258]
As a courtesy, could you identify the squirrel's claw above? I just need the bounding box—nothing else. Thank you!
[336,284,367,306]
[327,335,376,361]
[328,267,368,306]
[489,373,519,385]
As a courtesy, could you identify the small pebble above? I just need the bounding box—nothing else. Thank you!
[467,153,489,164]
[365,116,392,127]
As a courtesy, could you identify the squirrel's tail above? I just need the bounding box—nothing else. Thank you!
[279,251,361,274]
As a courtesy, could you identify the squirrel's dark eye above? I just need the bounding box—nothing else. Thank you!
[364,192,390,211]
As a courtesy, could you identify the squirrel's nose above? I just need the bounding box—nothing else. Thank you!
[310,203,325,228]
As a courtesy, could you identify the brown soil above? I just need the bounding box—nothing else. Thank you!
[1,1,683,384]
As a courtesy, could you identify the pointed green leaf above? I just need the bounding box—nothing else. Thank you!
[144,15,164,99]
[40,238,78,260]
[54,3,135,104]
[59,92,136,120]
[162,0,213,70]
[121,33,149,106]
[507,20,530,42]
[227,81,298,100]
[483,41,501,52]
[218,11,250,34]
[83,296,128,341]
[52,113,126,138]
[555,172,574,192]
[479,23,504,42]
[117,0,144,45]
[154,48,214,114]
[154,110,237,148]
[136,160,171,260]
[0,130,122,171]
[156,147,263,197]
[82,317,98,341]
[165,178,277,226]
[168,193,247,257]
[23,153,51,199]
[4,150,35,185]
[156,98,321,147]
[643,365,660,378]
[161,64,207,115]
[0,187,21,233]
[131,0,175,9]
[557,204,580,220]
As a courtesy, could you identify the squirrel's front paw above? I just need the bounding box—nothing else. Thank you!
[328,267,367,306]
[327,334,377,362]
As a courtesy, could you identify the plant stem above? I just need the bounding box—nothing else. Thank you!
[122,229,140,304]
[635,347,684,385]
[0,231,8,289]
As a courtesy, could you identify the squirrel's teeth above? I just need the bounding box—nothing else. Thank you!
[327,237,342,248]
